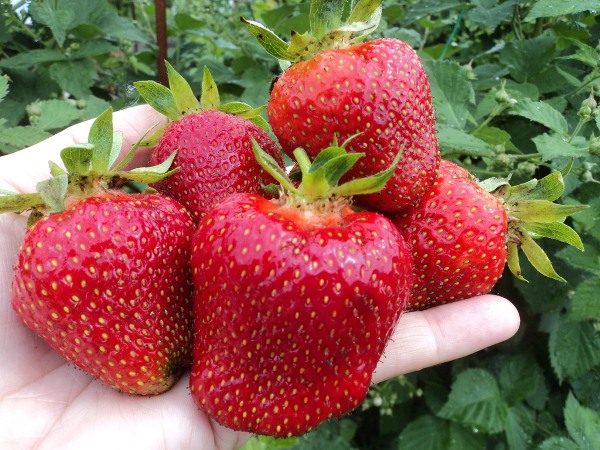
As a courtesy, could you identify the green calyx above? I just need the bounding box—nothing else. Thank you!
[0,108,176,218]
[480,171,588,283]
[242,0,382,64]
[252,135,402,204]
[133,62,268,138]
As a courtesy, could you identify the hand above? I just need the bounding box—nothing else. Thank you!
[0,106,520,450]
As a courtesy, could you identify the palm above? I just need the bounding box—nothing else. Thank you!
[0,107,520,450]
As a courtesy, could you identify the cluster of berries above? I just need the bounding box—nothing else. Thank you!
[0,0,584,439]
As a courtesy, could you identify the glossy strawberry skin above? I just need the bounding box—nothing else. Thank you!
[189,193,412,437]
[394,161,508,311]
[11,192,195,395]
[150,110,283,221]
[268,38,440,212]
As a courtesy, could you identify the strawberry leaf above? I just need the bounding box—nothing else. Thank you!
[310,0,350,39]
[200,67,221,110]
[48,161,67,177]
[165,61,200,115]
[118,151,177,184]
[134,80,180,121]
[520,233,565,282]
[333,149,402,197]
[0,192,44,213]
[507,242,526,282]
[240,17,294,61]
[60,144,94,175]
[512,201,588,223]
[252,139,297,194]
[108,131,124,169]
[36,174,68,213]
[88,107,114,173]
[523,222,584,251]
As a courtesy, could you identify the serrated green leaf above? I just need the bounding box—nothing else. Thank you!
[472,126,519,152]
[468,0,518,31]
[524,222,584,251]
[438,127,494,157]
[49,59,96,99]
[0,126,51,150]
[0,49,66,70]
[0,75,8,102]
[424,60,475,129]
[570,278,600,322]
[510,99,569,135]
[165,61,200,115]
[499,32,556,83]
[33,99,81,131]
[30,0,75,47]
[526,0,600,21]
[36,174,68,213]
[398,415,449,450]
[200,67,221,110]
[536,437,579,450]
[505,404,536,450]
[557,244,600,274]
[60,144,94,174]
[549,319,600,381]
[310,0,349,38]
[499,354,546,405]
[404,0,463,22]
[448,423,487,450]
[134,81,180,121]
[241,17,294,61]
[533,134,589,162]
[564,393,600,450]
[438,369,509,434]
[88,107,113,173]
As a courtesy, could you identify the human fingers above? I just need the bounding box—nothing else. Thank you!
[0,105,165,193]
[372,295,520,383]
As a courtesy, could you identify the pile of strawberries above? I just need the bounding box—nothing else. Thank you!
[0,0,585,439]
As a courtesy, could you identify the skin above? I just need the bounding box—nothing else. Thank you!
[0,106,521,450]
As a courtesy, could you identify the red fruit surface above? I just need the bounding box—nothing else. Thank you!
[394,160,508,311]
[268,38,440,212]
[11,192,195,395]
[150,110,283,221]
[189,193,412,436]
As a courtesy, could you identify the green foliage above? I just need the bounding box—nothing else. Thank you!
[2,0,599,449]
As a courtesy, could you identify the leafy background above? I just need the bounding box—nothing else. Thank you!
[1,0,600,449]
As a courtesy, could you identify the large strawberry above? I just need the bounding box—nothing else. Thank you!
[189,140,412,436]
[242,0,440,212]
[394,160,587,311]
[0,109,195,395]
[134,63,283,220]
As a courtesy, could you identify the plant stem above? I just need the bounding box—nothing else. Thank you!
[440,10,464,60]
[155,0,168,85]
[569,118,588,143]
[472,104,508,135]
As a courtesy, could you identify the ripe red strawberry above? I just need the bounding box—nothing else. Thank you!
[1,109,195,394]
[189,140,412,436]
[394,160,586,311]
[243,2,440,212]
[135,63,283,221]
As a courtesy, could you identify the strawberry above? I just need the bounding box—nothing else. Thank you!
[394,160,587,311]
[135,63,283,221]
[189,140,412,436]
[243,1,440,212]
[0,109,195,394]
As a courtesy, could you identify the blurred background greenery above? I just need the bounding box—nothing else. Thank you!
[1,1,599,449]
